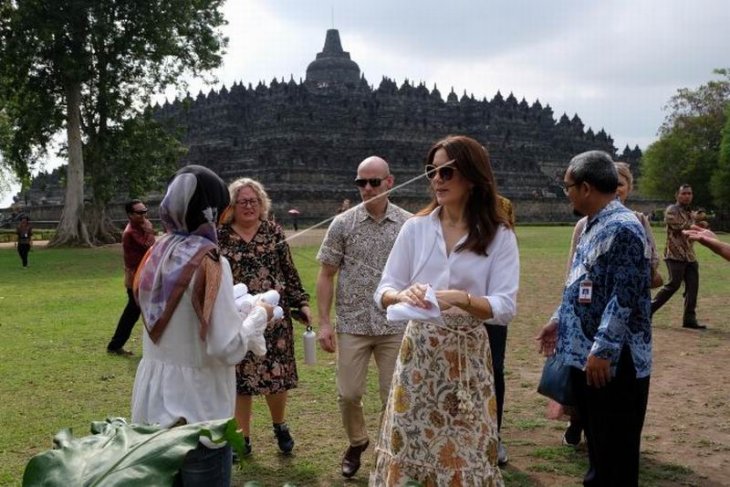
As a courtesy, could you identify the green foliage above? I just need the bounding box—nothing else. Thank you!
[86,110,186,205]
[23,418,242,487]
[0,0,227,241]
[639,68,730,208]
[710,103,730,211]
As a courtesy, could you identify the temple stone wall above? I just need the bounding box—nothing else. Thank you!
[21,197,668,230]
[17,29,645,226]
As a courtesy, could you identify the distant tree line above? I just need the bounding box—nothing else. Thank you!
[639,68,730,226]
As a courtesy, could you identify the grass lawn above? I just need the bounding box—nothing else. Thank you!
[1,226,729,486]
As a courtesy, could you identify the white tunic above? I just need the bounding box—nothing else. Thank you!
[374,207,520,325]
[131,257,265,428]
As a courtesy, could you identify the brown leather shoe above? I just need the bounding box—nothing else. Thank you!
[341,440,369,478]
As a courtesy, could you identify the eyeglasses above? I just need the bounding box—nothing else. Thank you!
[354,178,384,188]
[562,182,578,195]
[424,164,455,181]
[132,209,148,215]
[236,198,260,207]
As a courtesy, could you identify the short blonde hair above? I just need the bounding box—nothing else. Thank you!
[614,161,633,192]
[222,177,272,224]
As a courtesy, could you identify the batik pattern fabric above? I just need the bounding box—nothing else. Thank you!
[663,203,697,262]
[218,219,309,395]
[557,199,652,378]
[371,314,504,487]
[316,202,411,335]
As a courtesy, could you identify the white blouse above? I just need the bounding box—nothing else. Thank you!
[131,257,266,429]
[374,208,520,325]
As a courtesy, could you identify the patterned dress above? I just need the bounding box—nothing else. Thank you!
[218,220,309,395]
[371,314,504,487]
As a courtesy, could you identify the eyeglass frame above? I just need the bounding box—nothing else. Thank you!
[235,198,260,207]
[424,164,456,181]
[562,181,579,195]
[354,177,385,188]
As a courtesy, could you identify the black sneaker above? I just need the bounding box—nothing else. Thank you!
[273,423,294,454]
[232,436,252,464]
[107,348,133,356]
[682,321,707,330]
[562,422,582,447]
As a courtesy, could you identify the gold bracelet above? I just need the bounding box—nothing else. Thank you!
[465,291,471,308]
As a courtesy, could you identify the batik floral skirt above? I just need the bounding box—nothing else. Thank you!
[371,315,504,487]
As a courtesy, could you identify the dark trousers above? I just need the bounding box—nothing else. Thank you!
[486,323,507,433]
[172,443,232,487]
[651,259,699,323]
[572,347,650,487]
[18,243,30,267]
[107,288,141,351]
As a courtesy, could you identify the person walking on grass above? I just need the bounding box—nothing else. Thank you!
[651,184,710,329]
[316,156,411,479]
[107,200,155,356]
[16,216,33,268]
[373,136,518,486]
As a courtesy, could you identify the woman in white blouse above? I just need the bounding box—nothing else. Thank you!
[371,135,519,486]
[132,165,271,486]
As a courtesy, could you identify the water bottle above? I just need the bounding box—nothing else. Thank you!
[303,325,317,365]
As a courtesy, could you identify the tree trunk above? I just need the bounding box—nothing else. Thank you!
[49,81,92,247]
[86,202,122,244]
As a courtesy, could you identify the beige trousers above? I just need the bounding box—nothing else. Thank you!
[336,332,403,447]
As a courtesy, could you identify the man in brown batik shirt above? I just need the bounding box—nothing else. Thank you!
[651,184,709,329]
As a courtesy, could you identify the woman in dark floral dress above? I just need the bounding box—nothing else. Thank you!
[218,178,312,456]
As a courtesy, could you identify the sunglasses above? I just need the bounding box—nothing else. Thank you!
[132,209,148,215]
[424,164,456,181]
[354,178,384,188]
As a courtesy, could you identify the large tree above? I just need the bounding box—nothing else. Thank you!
[639,69,730,210]
[0,0,226,245]
[710,103,730,214]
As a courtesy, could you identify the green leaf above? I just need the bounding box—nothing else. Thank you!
[22,417,242,487]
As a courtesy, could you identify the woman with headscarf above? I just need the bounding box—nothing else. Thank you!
[131,165,271,486]
[372,135,519,486]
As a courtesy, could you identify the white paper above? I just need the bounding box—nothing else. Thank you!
[386,284,444,325]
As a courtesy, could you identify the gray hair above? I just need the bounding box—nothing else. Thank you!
[567,150,618,194]
[222,177,272,223]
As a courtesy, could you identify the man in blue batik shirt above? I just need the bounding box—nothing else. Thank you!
[537,150,652,487]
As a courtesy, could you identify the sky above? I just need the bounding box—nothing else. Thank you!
[3,0,729,207]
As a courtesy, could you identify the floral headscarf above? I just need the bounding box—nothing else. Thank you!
[135,165,230,343]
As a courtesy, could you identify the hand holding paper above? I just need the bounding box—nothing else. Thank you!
[386,284,444,325]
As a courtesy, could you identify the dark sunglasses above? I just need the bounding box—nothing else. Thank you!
[132,209,148,215]
[354,178,384,188]
[424,164,455,181]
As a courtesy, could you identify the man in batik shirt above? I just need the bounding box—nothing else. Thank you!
[537,150,652,487]
[651,184,709,329]
[315,156,411,478]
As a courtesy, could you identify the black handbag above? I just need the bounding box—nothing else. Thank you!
[537,354,575,406]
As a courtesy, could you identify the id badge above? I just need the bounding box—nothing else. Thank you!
[578,279,593,304]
